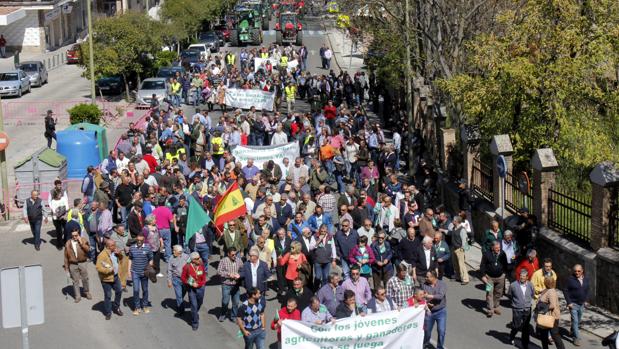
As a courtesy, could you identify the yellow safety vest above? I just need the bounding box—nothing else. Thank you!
[165,147,186,162]
[285,85,296,101]
[211,137,224,155]
[280,56,289,67]
[226,54,236,65]
[260,52,269,59]
[171,82,181,94]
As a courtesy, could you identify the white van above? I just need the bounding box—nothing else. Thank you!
[187,44,209,61]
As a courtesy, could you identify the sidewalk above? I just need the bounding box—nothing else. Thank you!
[464,243,619,339]
[324,25,366,74]
[0,42,77,72]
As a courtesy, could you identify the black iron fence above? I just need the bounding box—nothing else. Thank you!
[505,171,534,213]
[610,191,618,248]
[548,188,592,244]
[472,157,493,202]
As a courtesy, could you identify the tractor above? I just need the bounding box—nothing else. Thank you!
[229,6,264,46]
[241,0,271,30]
[275,11,303,46]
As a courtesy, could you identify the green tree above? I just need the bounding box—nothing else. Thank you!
[439,0,619,191]
[160,0,233,44]
[80,12,165,100]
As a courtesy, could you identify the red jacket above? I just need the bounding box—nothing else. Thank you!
[143,154,158,174]
[271,307,301,339]
[181,262,207,288]
[514,257,539,281]
[323,105,337,120]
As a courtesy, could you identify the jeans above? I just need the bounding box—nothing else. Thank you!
[570,303,584,339]
[193,88,202,106]
[340,259,351,280]
[221,284,241,318]
[101,275,122,316]
[29,219,42,247]
[172,94,181,107]
[120,206,129,228]
[132,272,149,309]
[159,229,172,262]
[188,286,205,327]
[424,307,447,349]
[88,233,97,261]
[195,243,210,272]
[314,262,331,288]
[243,328,266,349]
[172,276,186,313]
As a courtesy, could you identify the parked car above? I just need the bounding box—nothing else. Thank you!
[136,77,168,105]
[212,25,230,44]
[66,44,81,64]
[18,61,48,87]
[0,70,31,97]
[157,66,185,79]
[95,75,125,95]
[187,44,210,60]
[198,31,221,52]
[180,50,202,70]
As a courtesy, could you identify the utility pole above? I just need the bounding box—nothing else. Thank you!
[86,0,96,104]
[0,96,9,219]
[404,0,414,177]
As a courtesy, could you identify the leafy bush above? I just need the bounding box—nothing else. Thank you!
[68,103,102,125]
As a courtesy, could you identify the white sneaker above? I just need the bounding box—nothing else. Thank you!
[156,273,164,278]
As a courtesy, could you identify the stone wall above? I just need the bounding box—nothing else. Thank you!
[596,248,619,314]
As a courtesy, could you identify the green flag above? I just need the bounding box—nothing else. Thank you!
[185,195,211,245]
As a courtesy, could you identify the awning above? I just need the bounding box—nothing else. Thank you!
[0,7,26,26]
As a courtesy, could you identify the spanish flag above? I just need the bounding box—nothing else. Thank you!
[213,181,247,235]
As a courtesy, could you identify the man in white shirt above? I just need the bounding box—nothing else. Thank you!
[115,152,130,172]
[324,48,333,69]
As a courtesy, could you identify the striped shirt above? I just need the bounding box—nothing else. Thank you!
[129,245,153,276]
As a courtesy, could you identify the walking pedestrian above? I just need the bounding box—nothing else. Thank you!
[450,216,469,285]
[63,228,92,302]
[480,240,508,317]
[22,190,47,251]
[95,239,124,320]
[237,287,267,349]
[128,234,154,315]
[182,252,207,330]
[564,264,590,346]
[168,245,189,316]
[508,269,534,348]
[44,110,57,148]
[537,277,565,349]
[217,246,243,322]
[423,271,447,349]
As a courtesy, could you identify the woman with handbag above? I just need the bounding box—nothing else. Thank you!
[537,277,565,349]
[278,241,309,289]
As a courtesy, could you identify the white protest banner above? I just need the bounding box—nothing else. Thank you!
[282,307,425,349]
[225,88,275,111]
[231,142,299,172]
[254,57,278,72]
[287,59,299,72]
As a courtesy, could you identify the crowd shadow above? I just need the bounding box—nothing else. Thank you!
[91,301,105,315]
[460,298,488,315]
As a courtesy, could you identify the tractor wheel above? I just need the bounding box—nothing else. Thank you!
[295,31,303,46]
[230,30,239,47]
[276,31,283,45]
[252,29,262,45]
[262,20,269,31]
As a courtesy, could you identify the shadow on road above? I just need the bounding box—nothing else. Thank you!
[461,298,488,315]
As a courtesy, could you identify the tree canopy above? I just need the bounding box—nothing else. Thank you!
[439,0,619,190]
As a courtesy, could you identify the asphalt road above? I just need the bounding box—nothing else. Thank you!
[0,13,608,349]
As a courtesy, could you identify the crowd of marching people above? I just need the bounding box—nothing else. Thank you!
[19,41,592,349]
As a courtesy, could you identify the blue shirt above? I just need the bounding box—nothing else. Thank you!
[129,245,153,276]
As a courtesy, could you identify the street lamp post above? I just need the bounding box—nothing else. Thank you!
[86,0,96,104]
[404,0,414,177]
